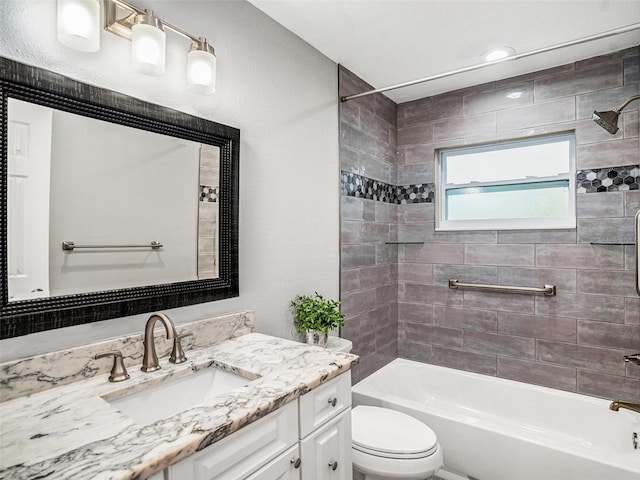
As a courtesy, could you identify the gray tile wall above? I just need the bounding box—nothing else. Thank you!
[339,65,399,383]
[396,47,639,401]
[340,47,640,401]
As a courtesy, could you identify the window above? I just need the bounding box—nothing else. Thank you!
[436,133,576,231]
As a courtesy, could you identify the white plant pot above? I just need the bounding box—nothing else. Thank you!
[305,330,328,347]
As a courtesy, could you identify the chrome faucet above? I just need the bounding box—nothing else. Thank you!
[609,400,640,414]
[141,313,177,372]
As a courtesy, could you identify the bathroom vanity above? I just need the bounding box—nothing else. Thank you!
[0,311,358,479]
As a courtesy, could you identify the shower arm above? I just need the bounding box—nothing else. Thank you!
[613,95,640,113]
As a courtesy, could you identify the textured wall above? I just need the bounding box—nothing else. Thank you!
[339,66,399,383]
[341,48,639,400]
[0,0,339,360]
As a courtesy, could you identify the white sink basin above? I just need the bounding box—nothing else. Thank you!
[110,368,250,426]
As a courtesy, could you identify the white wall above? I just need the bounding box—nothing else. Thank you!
[0,0,340,360]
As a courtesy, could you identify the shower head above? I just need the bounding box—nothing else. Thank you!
[592,95,640,134]
[592,110,620,134]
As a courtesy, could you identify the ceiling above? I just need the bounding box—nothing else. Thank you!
[248,0,640,103]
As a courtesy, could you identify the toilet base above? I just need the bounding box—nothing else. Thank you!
[352,443,443,480]
[357,474,438,480]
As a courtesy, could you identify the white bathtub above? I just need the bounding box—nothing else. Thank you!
[352,358,640,480]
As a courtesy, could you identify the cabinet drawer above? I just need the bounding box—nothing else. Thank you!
[168,401,297,480]
[298,372,351,438]
[245,444,301,480]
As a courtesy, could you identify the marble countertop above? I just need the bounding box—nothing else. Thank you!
[0,332,358,480]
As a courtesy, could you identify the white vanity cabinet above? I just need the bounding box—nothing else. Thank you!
[155,372,352,480]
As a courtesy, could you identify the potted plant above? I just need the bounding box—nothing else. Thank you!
[290,292,346,347]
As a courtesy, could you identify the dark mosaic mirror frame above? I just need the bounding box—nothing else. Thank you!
[0,58,240,339]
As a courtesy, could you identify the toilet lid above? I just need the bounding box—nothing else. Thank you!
[352,406,438,458]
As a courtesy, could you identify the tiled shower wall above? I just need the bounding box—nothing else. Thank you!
[339,65,399,383]
[340,47,640,400]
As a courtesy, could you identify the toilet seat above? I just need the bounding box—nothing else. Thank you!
[352,405,439,459]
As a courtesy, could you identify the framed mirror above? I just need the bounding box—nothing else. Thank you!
[0,58,239,339]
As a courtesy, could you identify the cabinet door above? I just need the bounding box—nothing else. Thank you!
[245,445,301,480]
[168,401,297,480]
[300,408,352,480]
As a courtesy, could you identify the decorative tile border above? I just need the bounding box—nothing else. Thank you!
[577,164,639,194]
[199,185,218,202]
[341,171,435,204]
[340,171,396,203]
[396,184,435,204]
[342,164,640,203]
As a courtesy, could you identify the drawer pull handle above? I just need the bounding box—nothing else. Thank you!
[290,458,301,469]
[328,460,338,471]
[327,397,337,407]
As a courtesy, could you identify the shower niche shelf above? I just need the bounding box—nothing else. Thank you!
[385,242,424,245]
[590,242,634,246]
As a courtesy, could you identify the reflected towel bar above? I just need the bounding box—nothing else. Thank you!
[62,241,163,251]
[448,279,556,296]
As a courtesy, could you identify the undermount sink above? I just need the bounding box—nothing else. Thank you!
[109,367,251,426]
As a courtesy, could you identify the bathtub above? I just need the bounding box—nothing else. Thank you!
[352,358,640,480]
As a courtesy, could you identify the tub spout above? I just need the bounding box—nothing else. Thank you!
[609,400,640,414]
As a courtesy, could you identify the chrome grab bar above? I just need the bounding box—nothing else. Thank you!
[448,279,556,296]
[62,241,162,251]
[636,210,640,296]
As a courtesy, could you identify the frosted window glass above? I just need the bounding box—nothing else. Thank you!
[446,181,570,220]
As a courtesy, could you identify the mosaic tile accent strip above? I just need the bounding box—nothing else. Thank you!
[396,184,435,204]
[199,185,218,202]
[341,171,396,203]
[341,171,435,204]
[577,164,639,193]
[342,165,639,204]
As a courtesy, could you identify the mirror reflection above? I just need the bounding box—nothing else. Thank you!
[7,98,219,301]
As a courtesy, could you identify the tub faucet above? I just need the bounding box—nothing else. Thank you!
[624,353,640,365]
[141,313,177,372]
[609,400,640,414]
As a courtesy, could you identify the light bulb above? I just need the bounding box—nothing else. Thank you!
[57,0,100,52]
[484,46,515,62]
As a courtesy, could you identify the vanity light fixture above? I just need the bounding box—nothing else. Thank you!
[188,37,217,94]
[56,0,217,94]
[131,10,166,76]
[56,0,101,52]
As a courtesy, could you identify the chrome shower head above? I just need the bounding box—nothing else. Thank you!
[592,110,620,134]
[592,95,640,134]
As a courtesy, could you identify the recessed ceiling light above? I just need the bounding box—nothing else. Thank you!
[484,47,516,62]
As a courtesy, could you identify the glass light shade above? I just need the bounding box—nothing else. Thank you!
[187,49,217,94]
[57,0,100,52]
[131,23,166,76]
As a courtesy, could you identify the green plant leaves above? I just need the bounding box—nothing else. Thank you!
[290,291,346,333]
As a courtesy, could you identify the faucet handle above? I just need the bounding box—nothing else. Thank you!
[95,351,130,382]
[624,353,640,365]
[169,332,194,364]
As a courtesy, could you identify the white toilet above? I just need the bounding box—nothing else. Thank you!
[351,405,443,480]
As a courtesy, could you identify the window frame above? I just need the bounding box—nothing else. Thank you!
[435,132,576,231]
